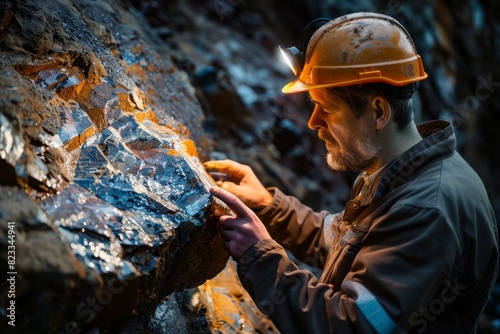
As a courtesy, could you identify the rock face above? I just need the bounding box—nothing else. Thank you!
[0,0,231,332]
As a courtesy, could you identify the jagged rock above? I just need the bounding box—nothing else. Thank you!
[0,66,69,195]
[148,261,279,333]
[59,105,96,152]
[76,82,124,131]
[0,187,96,333]
[0,0,231,332]
[37,180,228,330]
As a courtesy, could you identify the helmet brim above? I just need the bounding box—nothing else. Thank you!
[281,79,334,94]
[282,71,428,94]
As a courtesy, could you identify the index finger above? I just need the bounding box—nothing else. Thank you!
[210,186,254,218]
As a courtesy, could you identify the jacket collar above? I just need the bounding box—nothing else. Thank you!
[376,120,456,196]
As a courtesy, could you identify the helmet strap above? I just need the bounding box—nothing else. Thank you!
[299,18,331,52]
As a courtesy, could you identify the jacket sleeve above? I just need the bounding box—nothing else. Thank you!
[238,204,464,334]
[255,187,340,267]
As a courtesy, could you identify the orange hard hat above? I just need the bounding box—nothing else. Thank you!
[281,12,428,94]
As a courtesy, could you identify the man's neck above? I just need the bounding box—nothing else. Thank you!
[365,122,422,175]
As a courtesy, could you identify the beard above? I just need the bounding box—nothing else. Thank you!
[325,136,380,172]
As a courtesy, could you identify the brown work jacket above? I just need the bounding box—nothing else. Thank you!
[237,120,499,333]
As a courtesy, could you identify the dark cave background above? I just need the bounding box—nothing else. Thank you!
[140,0,500,331]
[136,0,500,331]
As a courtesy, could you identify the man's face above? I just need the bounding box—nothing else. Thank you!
[308,89,381,172]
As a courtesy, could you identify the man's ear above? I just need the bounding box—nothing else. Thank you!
[371,96,391,130]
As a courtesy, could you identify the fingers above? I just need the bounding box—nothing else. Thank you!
[218,216,256,261]
[211,185,270,261]
[217,179,238,193]
[218,215,241,230]
[220,226,233,240]
[210,186,253,218]
[203,159,248,180]
[203,159,239,171]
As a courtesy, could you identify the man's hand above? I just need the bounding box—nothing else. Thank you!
[210,186,272,261]
[204,159,273,210]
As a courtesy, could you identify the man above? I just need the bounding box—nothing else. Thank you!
[204,12,498,333]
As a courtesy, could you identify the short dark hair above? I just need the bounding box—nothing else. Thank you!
[323,83,414,130]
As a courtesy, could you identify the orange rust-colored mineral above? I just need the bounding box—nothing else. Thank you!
[134,109,158,123]
[182,139,198,157]
[13,60,59,77]
[55,67,87,100]
[117,91,136,112]
[125,62,147,83]
[63,126,96,152]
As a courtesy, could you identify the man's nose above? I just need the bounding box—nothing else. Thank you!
[308,104,323,130]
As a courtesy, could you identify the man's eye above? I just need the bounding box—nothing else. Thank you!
[322,106,337,114]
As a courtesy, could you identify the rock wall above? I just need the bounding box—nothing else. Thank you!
[0,0,234,332]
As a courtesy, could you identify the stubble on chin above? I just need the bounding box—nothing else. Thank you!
[326,152,335,170]
[326,153,351,171]
[325,140,380,172]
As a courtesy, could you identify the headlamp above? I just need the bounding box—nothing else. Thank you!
[279,46,304,77]
[279,18,331,78]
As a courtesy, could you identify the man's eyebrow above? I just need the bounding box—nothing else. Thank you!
[308,93,324,108]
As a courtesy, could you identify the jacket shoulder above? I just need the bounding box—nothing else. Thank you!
[390,151,490,211]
